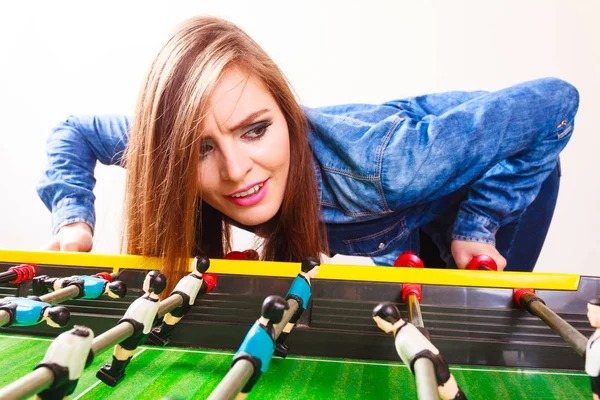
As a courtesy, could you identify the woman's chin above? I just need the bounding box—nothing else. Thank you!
[231,210,277,228]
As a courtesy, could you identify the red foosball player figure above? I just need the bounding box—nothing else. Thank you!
[33,273,127,299]
[34,325,94,400]
[232,295,290,399]
[0,297,70,328]
[586,297,600,400]
[275,257,320,357]
[148,255,216,346]
[372,302,467,400]
[96,270,167,387]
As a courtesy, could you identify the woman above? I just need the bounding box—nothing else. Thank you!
[37,16,579,290]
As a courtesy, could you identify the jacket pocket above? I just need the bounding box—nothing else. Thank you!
[343,217,409,257]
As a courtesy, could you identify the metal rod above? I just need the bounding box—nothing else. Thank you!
[522,292,587,357]
[39,285,81,305]
[0,270,17,284]
[0,366,54,400]
[407,293,424,328]
[413,357,439,400]
[273,298,300,338]
[206,359,254,400]
[157,294,184,319]
[407,295,440,398]
[91,322,135,356]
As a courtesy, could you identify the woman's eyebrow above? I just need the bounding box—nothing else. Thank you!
[226,109,270,132]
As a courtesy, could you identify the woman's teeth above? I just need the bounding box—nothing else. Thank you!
[232,183,264,198]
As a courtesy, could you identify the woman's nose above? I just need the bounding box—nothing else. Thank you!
[219,145,253,182]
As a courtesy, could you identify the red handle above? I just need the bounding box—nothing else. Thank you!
[394,251,424,303]
[94,272,113,282]
[224,249,259,261]
[467,255,498,271]
[242,249,259,260]
[8,264,37,283]
[393,251,424,269]
[513,288,536,309]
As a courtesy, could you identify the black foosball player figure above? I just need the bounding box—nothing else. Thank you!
[232,295,289,399]
[372,302,467,400]
[0,297,70,328]
[274,257,320,357]
[148,255,216,346]
[586,297,600,400]
[33,273,127,299]
[34,325,94,400]
[96,270,167,387]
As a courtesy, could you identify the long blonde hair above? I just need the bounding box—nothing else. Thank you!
[124,16,327,292]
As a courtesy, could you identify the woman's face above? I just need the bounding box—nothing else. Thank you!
[197,67,290,226]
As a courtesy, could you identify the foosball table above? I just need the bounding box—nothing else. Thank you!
[0,249,597,399]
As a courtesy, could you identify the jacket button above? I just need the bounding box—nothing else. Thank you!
[378,243,385,249]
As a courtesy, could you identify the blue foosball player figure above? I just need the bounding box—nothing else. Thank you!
[33,273,127,299]
[148,255,216,346]
[35,325,94,399]
[274,257,320,357]
[0,297,70,328]
[232,295,289,399]
[373,302,467,400]
[96,270,166,387]
[586,297,600,400]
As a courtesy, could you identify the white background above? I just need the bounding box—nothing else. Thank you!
[0,0,598,276]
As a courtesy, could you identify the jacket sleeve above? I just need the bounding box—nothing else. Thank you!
[381,78,579,244]
[389,90,488,116]
[36,115,131,235]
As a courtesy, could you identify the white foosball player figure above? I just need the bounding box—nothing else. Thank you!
[148,255,215,346]
[373,302,467,400]
[586,297,600,400]
[96,270,167,387]
[34,326,94,399]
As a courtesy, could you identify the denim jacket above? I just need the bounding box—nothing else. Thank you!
[37,78,579,266]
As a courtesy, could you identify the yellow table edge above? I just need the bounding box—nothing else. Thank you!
[0,249,580,291]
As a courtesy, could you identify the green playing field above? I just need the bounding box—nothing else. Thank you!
[0,334,591,399]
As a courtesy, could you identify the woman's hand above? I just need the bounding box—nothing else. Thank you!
[45,222,93,252]
[451,239,507,271]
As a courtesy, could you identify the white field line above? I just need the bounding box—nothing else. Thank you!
[72,348,147,400]
[71,379,102,400]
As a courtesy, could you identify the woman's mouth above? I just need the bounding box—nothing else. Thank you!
[227,180,269,206]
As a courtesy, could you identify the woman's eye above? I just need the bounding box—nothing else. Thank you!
[243,123,271,140]
[199,143,214,158]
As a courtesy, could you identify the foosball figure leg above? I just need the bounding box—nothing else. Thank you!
[31,275,58,296]
[149,313,182,346]
[96,343,136,387]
